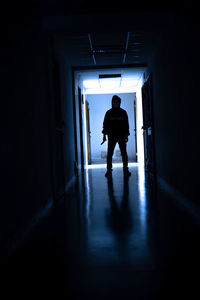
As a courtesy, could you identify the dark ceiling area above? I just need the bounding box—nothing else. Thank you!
[6,0,198,21]
[43,11,173,67]
[29,0,177,14]
[54,31,156,67]
[3,1,199,69]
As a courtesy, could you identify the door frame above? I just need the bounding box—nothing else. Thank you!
[141,73,157,180]
[134,95,138,162]
[72,68,86,174]
[85,99,92,165]
[78,87,85,173]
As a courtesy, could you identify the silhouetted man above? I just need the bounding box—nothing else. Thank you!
[102,95,131,177]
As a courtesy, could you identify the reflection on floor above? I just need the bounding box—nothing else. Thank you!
[4,164,200,299]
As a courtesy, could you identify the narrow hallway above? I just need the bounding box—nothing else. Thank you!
[2,9,200,299]
[5,165,200,299]
[64,165,159,299]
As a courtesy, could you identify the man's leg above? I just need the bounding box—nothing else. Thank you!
[118,137,131,176]
[106,136,117,174]
[118,137,128,169]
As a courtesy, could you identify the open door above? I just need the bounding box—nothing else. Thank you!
[85,100,92,165]
[142,73,156,179]
[78,87,85,172]
[134,96,138,162]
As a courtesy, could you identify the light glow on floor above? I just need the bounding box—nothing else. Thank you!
[138,164,147,236]
[86,162,138,169]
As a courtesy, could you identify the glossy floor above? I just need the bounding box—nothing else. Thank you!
[5,164,200,299]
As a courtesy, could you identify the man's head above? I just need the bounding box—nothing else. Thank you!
[112,95,121,109]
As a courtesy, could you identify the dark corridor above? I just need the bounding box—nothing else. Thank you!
[2,4,200,300]
[4,165,200,299]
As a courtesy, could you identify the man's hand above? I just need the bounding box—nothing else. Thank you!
[101,134,107,145]
[125,135,128,142]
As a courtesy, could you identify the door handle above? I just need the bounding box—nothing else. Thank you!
[147,126,152,135]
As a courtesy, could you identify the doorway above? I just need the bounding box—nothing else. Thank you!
[84,93,137,166]
[73,66,146,170]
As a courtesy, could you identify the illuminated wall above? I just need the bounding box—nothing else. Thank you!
[86,93,136,164]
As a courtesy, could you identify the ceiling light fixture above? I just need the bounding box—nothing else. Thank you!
[98,74,121,89]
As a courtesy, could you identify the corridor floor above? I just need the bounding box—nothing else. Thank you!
[4,164,200,299]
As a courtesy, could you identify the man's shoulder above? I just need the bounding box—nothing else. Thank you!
[105,108,127,115]
[120,108,127,114]
[106,108,112,114]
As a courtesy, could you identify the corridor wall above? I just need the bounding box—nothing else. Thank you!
[148,14,200,203]
[1,16,52,256]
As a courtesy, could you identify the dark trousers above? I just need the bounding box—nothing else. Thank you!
[107,136,128,170]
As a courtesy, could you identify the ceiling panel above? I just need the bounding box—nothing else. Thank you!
[55,30,152,66]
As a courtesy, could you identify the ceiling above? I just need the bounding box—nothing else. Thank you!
[42,12,173,94]
[30,5,197,94]
[44,11,174,68]
[31,0,178,15]
[54,31,150,66]
[75,67,145,94]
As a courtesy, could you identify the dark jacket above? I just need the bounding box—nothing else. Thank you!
[102,107,130,137]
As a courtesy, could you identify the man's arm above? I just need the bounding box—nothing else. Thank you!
[102,111,109,136]
[101,112,108,144]
[101,135,107,145]
[125,111,130,140]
